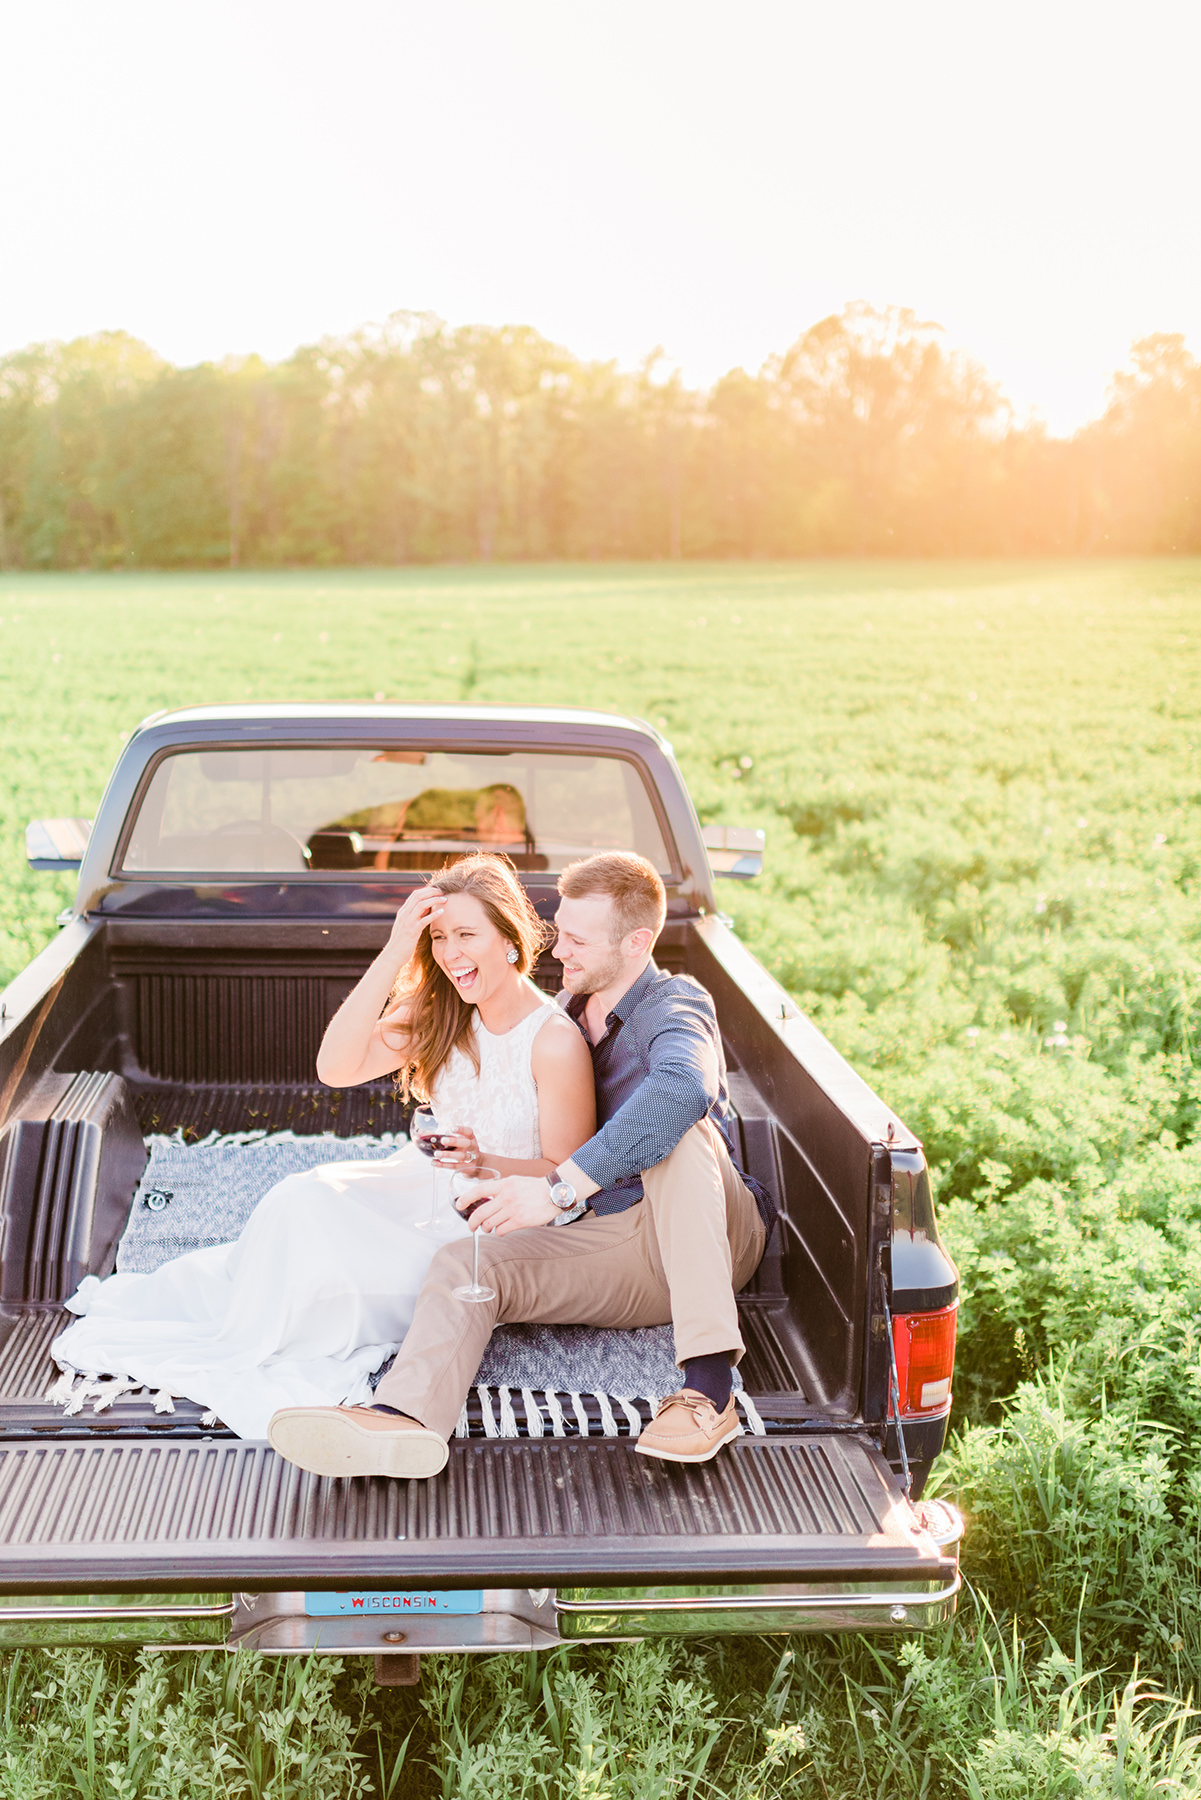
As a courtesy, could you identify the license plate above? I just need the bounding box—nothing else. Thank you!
[304,1589,483,1617]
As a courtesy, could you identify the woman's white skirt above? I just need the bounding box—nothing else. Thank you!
[51,1143,469,1440]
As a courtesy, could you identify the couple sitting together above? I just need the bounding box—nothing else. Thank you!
[54,851,775,1475]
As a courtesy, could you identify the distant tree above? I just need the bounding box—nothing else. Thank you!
[344,312,447,563]
[1079,334,1201,552]
[0,334,163,566]
[764,302,1010,553]
[696,367,784,557]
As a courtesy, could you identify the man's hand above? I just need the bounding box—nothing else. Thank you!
[455,1174,558,1235]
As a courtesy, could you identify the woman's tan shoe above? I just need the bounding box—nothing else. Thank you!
[268,1404,449,1478]
[634,1389,741,1464]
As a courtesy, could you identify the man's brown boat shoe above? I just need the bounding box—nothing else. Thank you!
[268,1404,448,1478]
[634,1388,741,1464]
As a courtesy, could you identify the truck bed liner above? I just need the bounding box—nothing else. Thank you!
[0,1435,954,1593]
[0,1067,814,1441]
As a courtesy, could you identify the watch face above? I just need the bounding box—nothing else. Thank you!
[550,1181,577,1209]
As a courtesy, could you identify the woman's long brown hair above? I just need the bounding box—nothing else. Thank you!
[386,853,549,1102]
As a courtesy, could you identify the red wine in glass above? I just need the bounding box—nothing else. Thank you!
[412,1109,459,1236]
[415,1131,456,1158]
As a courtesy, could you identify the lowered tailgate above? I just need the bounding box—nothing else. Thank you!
[0,1435,956,1621]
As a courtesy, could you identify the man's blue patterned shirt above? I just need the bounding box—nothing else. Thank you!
[559,960,776,1230]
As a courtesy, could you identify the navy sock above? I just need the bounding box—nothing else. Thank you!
[682,1353,733,1411]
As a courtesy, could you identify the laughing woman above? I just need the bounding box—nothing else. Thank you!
[51,854,596,1438]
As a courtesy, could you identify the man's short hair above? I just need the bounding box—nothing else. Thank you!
[558,852,667,944]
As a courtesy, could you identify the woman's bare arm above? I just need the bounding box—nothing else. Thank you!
[530,1012,597,1166]
[315,888,445,1088]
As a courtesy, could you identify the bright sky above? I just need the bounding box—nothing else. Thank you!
[2,1,1198,436]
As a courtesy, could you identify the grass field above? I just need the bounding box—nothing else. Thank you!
[2,560,1201,1796]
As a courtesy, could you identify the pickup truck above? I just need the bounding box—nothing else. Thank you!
[0,703,961,1670]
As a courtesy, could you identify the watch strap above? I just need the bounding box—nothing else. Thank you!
[550,1197,588,1227]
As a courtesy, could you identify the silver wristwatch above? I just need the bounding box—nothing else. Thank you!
[546,1171,587,1227]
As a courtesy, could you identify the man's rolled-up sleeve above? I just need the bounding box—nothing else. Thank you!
[566,1003,721,1193]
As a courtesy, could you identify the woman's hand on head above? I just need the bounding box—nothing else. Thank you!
[315,887,445,1089]
[387,887,445,965]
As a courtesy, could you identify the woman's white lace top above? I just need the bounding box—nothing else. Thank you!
[429,993,555,1160]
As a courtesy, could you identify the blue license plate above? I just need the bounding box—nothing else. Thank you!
[304,1590,483,1617]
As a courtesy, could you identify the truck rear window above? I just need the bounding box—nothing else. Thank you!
[119,747,673,877]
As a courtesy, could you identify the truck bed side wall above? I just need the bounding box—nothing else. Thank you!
[685,927,870,1413]
[0,926,144,1300]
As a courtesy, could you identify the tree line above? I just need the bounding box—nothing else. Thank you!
[0,302,1197,567]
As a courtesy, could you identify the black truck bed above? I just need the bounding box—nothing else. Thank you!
[0,1056,809,1445]
[0,915,903,1449]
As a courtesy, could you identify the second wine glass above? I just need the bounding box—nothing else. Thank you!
[450,1168,500,1302]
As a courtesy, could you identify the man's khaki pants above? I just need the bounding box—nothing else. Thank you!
[374,1119,766,1440]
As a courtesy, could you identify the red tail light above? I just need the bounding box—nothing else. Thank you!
[892,1303,957,1416]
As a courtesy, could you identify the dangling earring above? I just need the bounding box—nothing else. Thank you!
[506,946,519,965]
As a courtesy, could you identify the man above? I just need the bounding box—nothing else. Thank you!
[268,851,775,1479]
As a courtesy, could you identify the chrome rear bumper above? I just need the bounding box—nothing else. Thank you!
[555,1498,963,1639]
[0,1501,963,1653]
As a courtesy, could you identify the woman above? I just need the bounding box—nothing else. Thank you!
[51,854,596,1439]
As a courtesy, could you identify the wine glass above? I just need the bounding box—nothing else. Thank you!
[450,1168,500,1303]
[411,1107,460,1237]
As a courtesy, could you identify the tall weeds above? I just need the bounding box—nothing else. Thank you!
[0,1650,382,1800]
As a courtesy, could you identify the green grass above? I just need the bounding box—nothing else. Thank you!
[2,559,1201,1795]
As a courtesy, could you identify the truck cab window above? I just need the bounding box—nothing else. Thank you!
[119,747,673,877]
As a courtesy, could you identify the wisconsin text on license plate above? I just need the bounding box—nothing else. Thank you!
[304,1590,484,1616]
